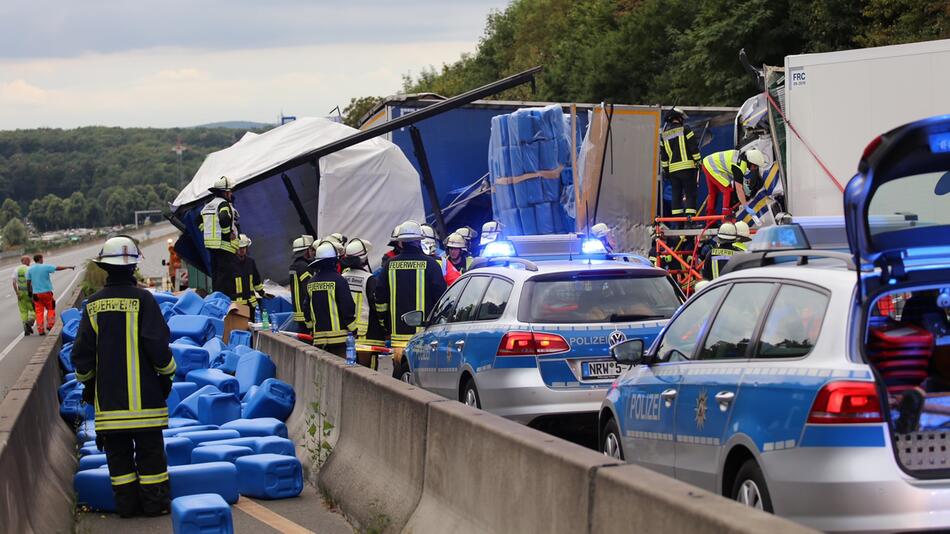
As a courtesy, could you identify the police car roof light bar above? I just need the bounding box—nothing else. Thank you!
[470,257,539,272]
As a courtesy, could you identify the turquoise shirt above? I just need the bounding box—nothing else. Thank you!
[26,264,57,294]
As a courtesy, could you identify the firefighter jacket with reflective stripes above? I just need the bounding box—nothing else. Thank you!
[702,150,749,188]
[307,261,357,346]
[199,197,240,253]
[660,125,701,173]
[15,265,28,296]
[701,242,747,280]
[289,254,312,326]
[342,267,386,346]
[233,256,263,307]
[71,276,175,432]
[375,246,447,348]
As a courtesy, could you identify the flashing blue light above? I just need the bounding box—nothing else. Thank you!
[582,238,607,255]
[483,240,516,258]
[930,132,950,154]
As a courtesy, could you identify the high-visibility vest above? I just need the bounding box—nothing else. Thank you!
[702,150,748,188]
[200,198,239,253]
[710,247,738,279]
[289,256,312,325]
[16,265,28,294]
[661,126,701,173]
[343,269,371,339]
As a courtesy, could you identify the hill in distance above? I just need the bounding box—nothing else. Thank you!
[191,121,273,129]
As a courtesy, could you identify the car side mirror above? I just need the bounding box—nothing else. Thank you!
[611,339,646,366]
[401,310,424,328]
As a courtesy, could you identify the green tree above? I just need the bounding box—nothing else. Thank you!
[0,198,21,227]
[342,96,384,128]
[65,191,87,228]
[2,218,28,247]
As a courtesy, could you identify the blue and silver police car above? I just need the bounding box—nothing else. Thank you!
[600,115,950,532]
[401,234,683,429]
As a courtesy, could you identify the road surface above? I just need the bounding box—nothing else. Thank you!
[0,223,179,401]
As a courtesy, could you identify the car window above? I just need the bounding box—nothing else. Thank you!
[756,285,829,359]
[655,285,727,363]
[519,274,681,324]
[429,278,468,325]
[477,278,513,321]
[697,283,774,361]
[451,276,491,323]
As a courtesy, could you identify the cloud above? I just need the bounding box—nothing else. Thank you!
[0,79,54,106]
[0,41,484,128]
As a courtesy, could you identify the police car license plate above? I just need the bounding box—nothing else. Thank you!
[582,360,628,379]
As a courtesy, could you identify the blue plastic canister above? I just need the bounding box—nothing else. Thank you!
[171,385,222,420]
[171,493,234,534]
[169,462,239,504]
[242,379,295,421]
[165,436,196,466]
[168,315,217,345]
[234,351,276,396]
[74,468,115,512]
[169,344,210,381]
[191,445,255,464]
[221,418,288,439]
[235,454,303,499]
[186,369,239,396]
[197,393,242,426]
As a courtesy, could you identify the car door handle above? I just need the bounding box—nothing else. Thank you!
[454,339,466,349]
[660,388,678,401]
[715,391,736,407]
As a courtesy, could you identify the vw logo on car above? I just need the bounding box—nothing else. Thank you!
[608,330,627,347]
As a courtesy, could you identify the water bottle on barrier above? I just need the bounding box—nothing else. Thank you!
[345,332,357,366]
[254,307,262,326]
[261,309,270,331]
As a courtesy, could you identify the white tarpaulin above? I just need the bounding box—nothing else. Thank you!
[173,117,424,282]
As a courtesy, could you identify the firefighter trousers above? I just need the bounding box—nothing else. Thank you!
[102,430,170,517]
[668,169,698,216]
[208,249,237,299]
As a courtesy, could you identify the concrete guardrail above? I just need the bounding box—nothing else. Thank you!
[0,284,83,533]
[257,332,817,534]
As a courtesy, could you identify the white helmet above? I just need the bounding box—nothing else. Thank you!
[422,238,438,256]
[455,226,478,244]
[167,238,173,245]
[744,148,767,167]
[329,232,346,245]
[322,234,345,255]
[420,224,436,240]
[210,175,234,192]
[480,221,503,245]
[238,234,252,248]
[445,232,467,249]
[95,235,142,266]
[292,234,314,253]
[311,240,338,261]
[591,222,610,238]
[344,238,372,258]
[717,222,738,242]
[395,220,424,241]
[734,221,752,242]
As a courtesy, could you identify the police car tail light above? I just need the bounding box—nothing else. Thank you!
[807,381,883,424]
[497,331,569,356]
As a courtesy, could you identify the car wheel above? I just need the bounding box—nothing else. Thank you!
[461,379,481,409]
[731,459,773,513]
[601,418,625,461]
[395,358,412,384]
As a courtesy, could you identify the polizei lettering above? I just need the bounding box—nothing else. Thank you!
[569,335,608,346]
[628,393,661,421]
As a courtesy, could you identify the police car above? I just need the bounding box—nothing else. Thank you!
[400,234,683,429]
[599,115,950,532]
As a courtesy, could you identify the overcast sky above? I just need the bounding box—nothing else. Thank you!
[0,0,510,129]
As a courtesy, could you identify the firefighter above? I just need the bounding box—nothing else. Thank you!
[375,221,447,377]
[478,220,504,255]
[307,240,357,357]
[199,176,240,298]
[341,238,385,370]
[71,236,176,518]
[701,148,767,217]
[660,108,702,225]
[289,235,315,333]
[233,234,265,317]
[12,255,34,335]
[420,223,441,258]
[454,226,478,255]
[377,223,403,275]
[701,222,743,280]
[734,220,752,251]
[591,223,616,253]
[444,232,473,285]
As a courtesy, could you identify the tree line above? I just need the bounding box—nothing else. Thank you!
[391,0,949,108]
[0,126,256,232]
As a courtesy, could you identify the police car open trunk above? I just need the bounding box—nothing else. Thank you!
[845,115,950,477]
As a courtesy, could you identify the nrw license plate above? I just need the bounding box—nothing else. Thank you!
[582,360,628,379]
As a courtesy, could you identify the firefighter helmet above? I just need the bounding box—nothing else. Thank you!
[344,238,372,258]
[395,220,424,241]
[667,107,688,122]
[210,175,234,192]
[445,232,467,249]
[312,240,338,260]
[717,222,738,242]
[292,234,314,253]
[95,235,142,266]
[591,222,610,238]
[743,148,767,167]
[480,221,503,245]
[455,226,478,244]
[420,224,436,240]
[734,221,752,242]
